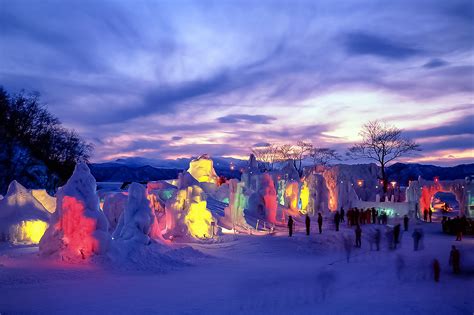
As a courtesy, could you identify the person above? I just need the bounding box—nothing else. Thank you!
[355,225,362,248]
[374,228,381,251]
[317,212,323,234]
[340,207,345,223]
[449,245,460,274]
[372,207,377,224]
[455,216,462,241]
[423,208,428,222]
[305,214,310,236]
[403,215,409,231]
[393,224,401,249]
[288,216,294,237]
[412,228,421,251]
[429,208,433,223]
[433,259,440,282]
[334,211,340,231]
[354,208,360,226]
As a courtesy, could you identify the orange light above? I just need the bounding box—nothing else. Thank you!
[357,179,364,187]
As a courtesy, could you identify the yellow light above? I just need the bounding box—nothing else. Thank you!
[187,157,218,184]
[357,180,364,187]
[300,182,310,212]
[184,200,213,239]
[10,220,48,245]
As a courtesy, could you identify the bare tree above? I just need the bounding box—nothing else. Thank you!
[310,147,341,167]
[251,144,281,171]
[347,120,420,194]
[293,140,313,175]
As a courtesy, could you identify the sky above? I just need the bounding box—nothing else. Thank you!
[1,0,473,166]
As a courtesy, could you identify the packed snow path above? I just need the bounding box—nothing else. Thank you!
[0,221,472,315]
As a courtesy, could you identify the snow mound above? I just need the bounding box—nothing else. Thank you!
[39,163,111,260]
[105,241,208,272]
[113,183,161,244]
[0,180,50,245]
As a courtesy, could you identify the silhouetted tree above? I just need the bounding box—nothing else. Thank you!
[310,147,341,167]
[347,120,420,196]
[0,87,92,191]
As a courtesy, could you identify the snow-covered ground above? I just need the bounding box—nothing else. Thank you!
[0,219,472,315]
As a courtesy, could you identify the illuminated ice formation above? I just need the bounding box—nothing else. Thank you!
[285,181,299,210]
[299,180,310,213]
[247,173,278,223]
[224,179,247,226]
[31,189,56,214]
[103,192,128,232]
[165,185,215,239]
[39,163,110,260]
[113,183,161,244]
[0,181,50,244]
[187,154,219,184]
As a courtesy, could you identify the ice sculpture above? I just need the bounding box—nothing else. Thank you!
[39,163,110,260]
[165,185,214,239]
[113,183,161,244]
[187,154,219,184]
[0,181,50,244]
[103,192,128,233]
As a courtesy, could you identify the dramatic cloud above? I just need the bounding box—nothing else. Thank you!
[343,32,419,59]
[423,58,449,69]
[217,114,276,124]
[0,0,472,165]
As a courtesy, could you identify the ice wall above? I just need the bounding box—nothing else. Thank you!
[247,173,278,223]
[39,163,110,260]
[224,179,247,226]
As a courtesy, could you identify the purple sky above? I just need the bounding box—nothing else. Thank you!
[1,0,473,165]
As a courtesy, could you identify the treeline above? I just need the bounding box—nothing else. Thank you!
[0,87,92,192]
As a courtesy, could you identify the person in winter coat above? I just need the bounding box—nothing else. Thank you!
[423,209,428,222]
[374,228,381,251]
[429,209,433,223]
[318,213,323,234]
[340,207,345,223]
[305,214,310,236]
[412,229,421,251]
[393,224,401,249]
[449,245,460,274]
[403,215,409,231]
[372,208,377,224]
[355,225,362,248]
[334,211,340,231]
[288,216,294,237]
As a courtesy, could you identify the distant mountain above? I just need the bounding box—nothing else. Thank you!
[89,163,183,182]
[90,157,473,185]
[90,156,246,182]
[386,162,474,185]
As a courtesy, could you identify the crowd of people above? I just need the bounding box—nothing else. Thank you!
[442,215,473,239]
[286,207,466,280]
